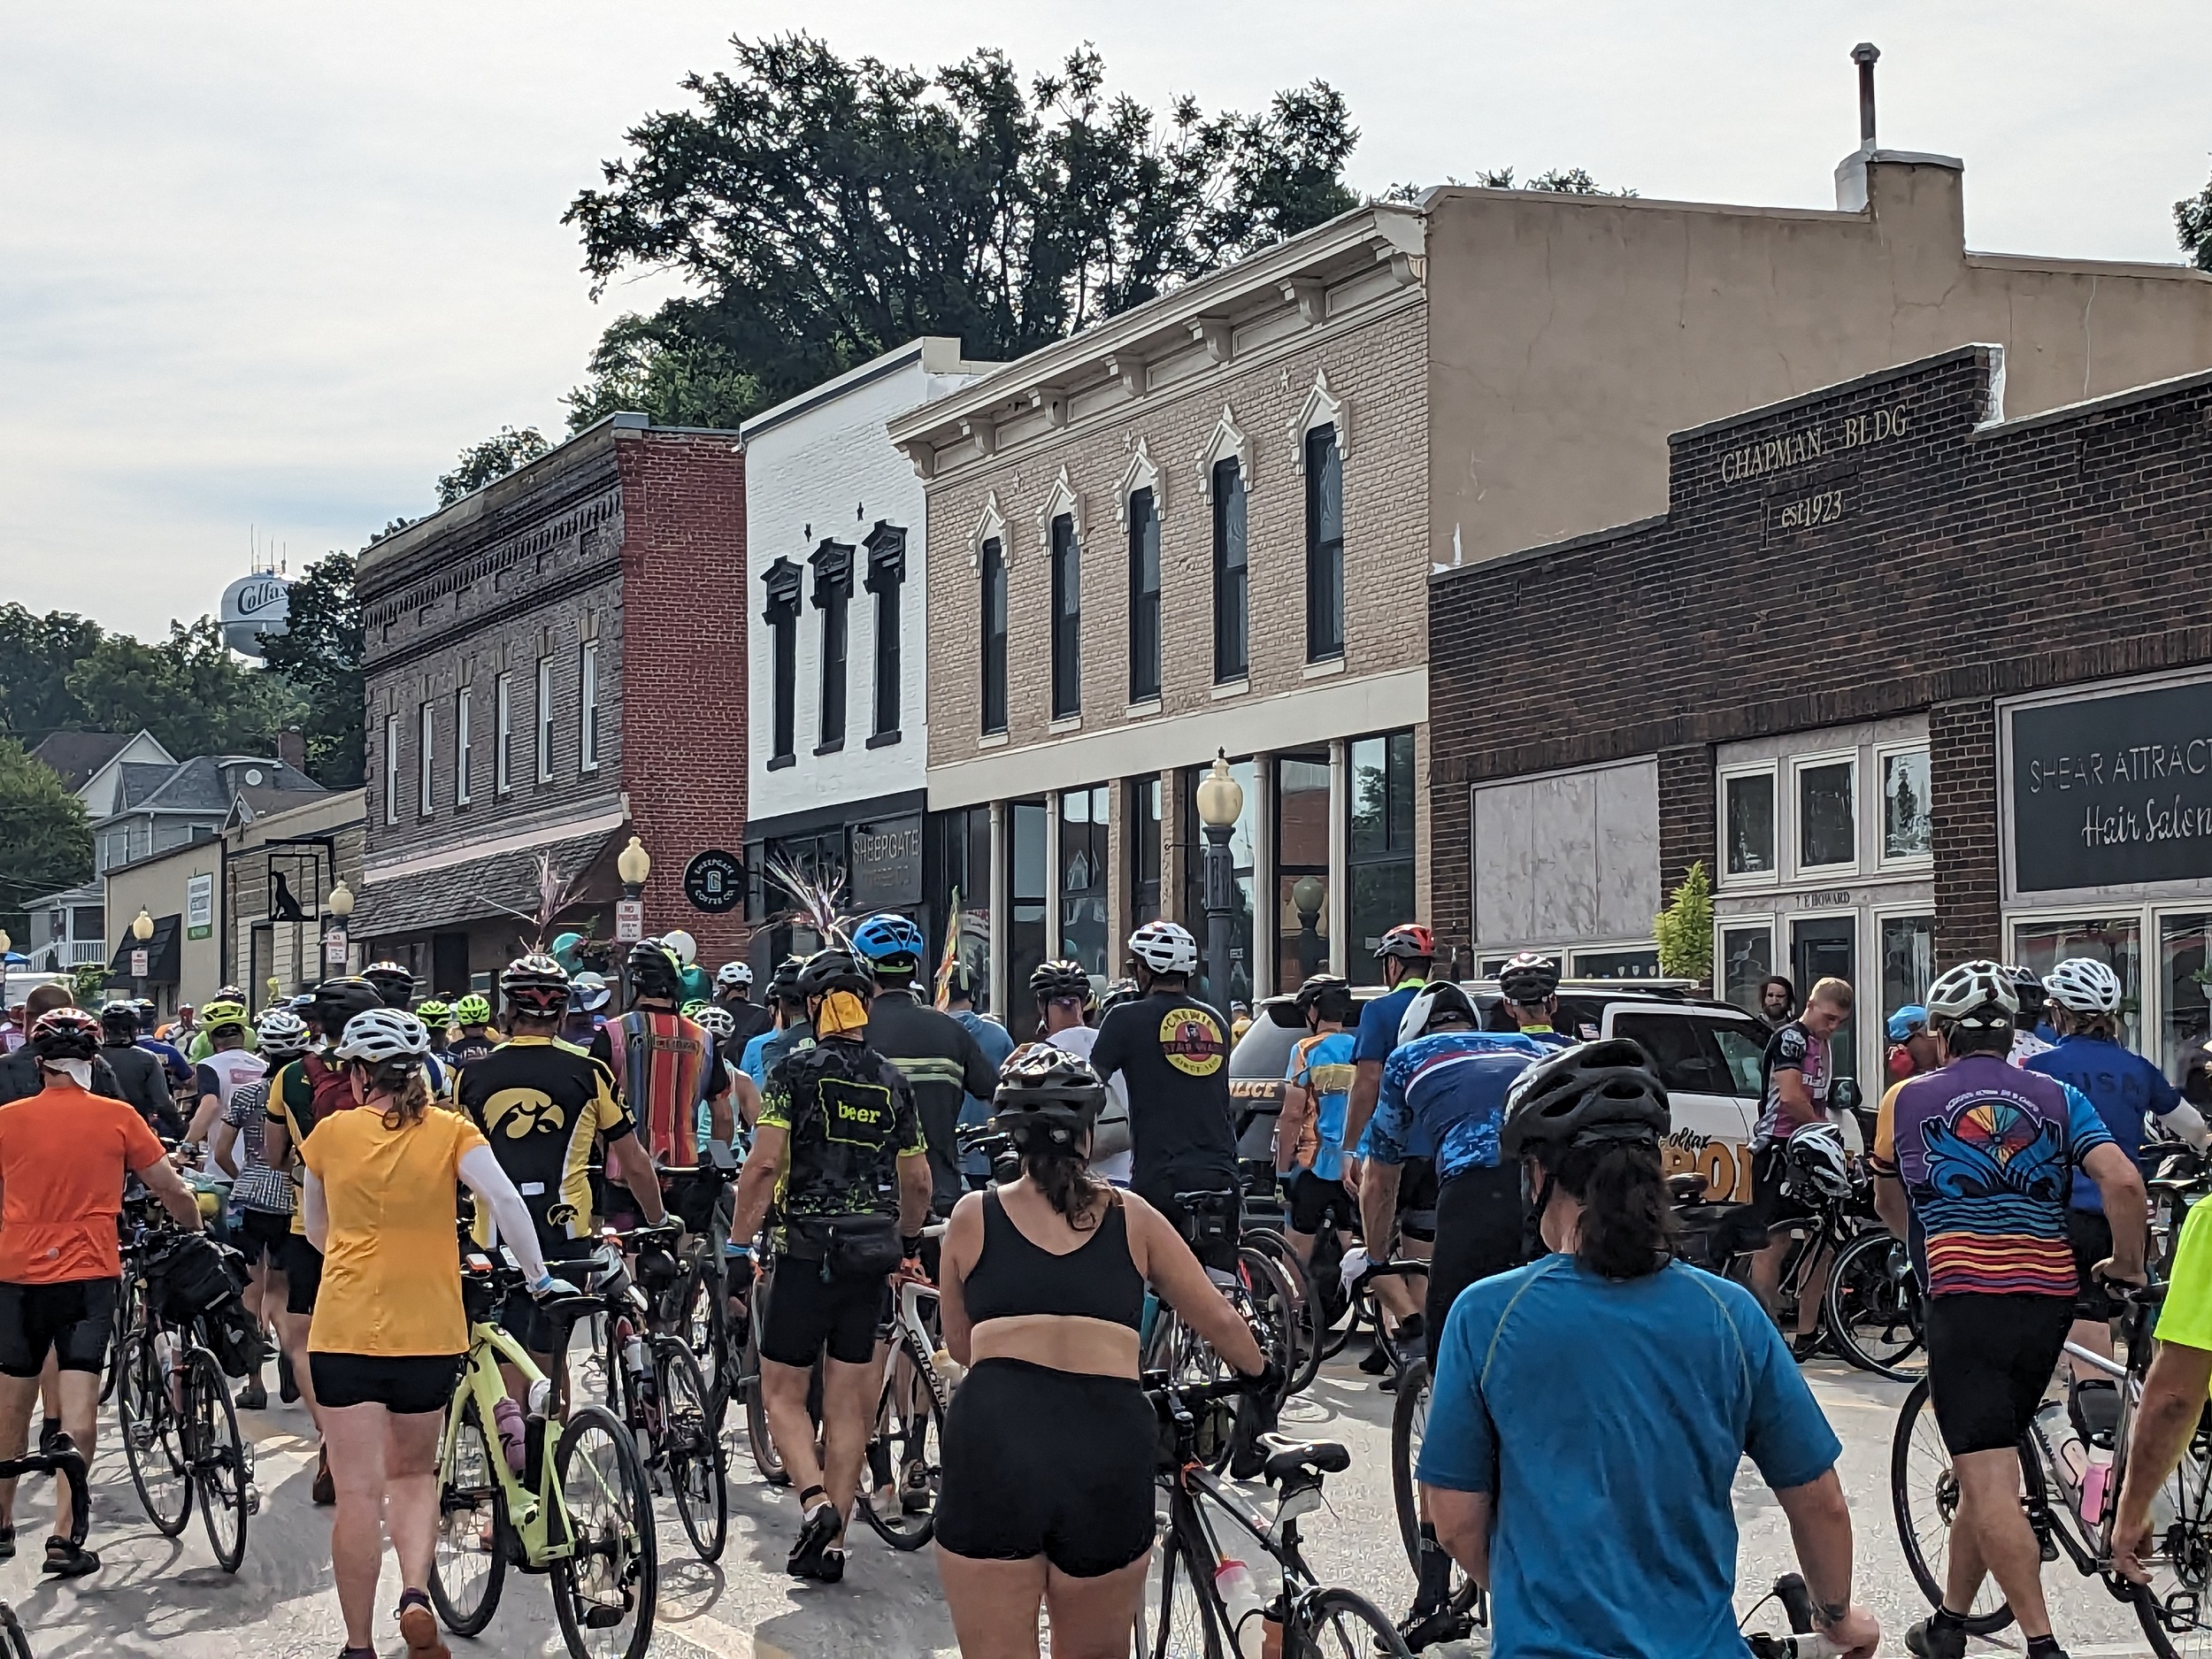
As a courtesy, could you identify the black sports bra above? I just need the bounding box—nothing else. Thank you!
[962,1187,1146,1331]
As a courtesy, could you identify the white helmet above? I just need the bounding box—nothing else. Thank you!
[716,961,753,988]
[255,1007,312,1059]
[1924,959,2019,1029]
[694,1004,736,1039]
[334,1007,432,1064]
[2044,956,2123,1016]
[1784,1121,1852,1201]
[660,929,698,967]
[1128,919,1198,976]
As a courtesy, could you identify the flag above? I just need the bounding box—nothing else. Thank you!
[934,887,963,1010]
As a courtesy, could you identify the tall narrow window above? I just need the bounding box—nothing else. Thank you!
[980,537,1009,735]
[1127,489,1160,703]
[762,557,802,766]
[864,523,906,741]
[810,540,853,751]
[455,687,472,806]
[1212,458,1248,682]
[579,641,600,772]
[418,701,434,817]
[535,656,554,782]
[382,713,400,825]
[494,673,511,795]
[1304,424,1344,662]
[1050,513,1080,719]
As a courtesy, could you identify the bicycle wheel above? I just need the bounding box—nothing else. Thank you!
[1824,1228,1925,1381]
[102,1274,140,1405]
[1237,1248,1302,1387]
[1245,1233,1326,1395]
[118,1334,191,1536]
[1302,1587,1417,1657]
[428,1398,506,1636]
[551,1404,657,1659]
[1147,1521,1225,1658]
[0,1604,31,1659]
[2124,1406,2212,1659]
[1889,1377,2015,1635]
[857,1342,944,1551]
[1391,1357,1429,1571]
[653,1341,726,1563]
[187,1350,250,1572]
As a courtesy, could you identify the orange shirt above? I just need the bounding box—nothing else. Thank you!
[0,1079,165,1283]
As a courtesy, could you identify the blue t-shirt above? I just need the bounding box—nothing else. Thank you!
[954,1010,1016,1178]
[740,1030,774,1089]
[2024,1033,2184,1213]
[1420,1255,1841,1659]
[1366,1032,1549,1184]
[140,1038,193,1090]
[1352,979,1427,1067]
[1285,1029,1358,1181]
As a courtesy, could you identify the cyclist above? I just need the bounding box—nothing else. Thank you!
[212,1006,313,1409]
[948,964,1015,1188]
[2116,1156,2212,1584]
[1276,973,1358,1268]
[1487,953,1577,1047]
[1341,922,1435,1153]
[1420,1039,1878,1659]
[0,1008,204,1576]
[2028,956,2208,1370]
[592,940,732,1184]
[97,999,183,1135]
[1870,960,2145,1659]
[302,1007,560,1659]
[728,948,933,1584]
[933,1048,1274,1652]
[446,995,499,1068]
[1024,958,1131,1185]
[849,912,998,1217]
[457,956,664,1385]
[2005,964,2056,1064]
[743,956,810,1087]
[411,999,454,1062]
[182,988,257,1061]
[0,987,126,1107]
[715,960,775,1048]
[1747,975,1852,1340]
[1088,921,1241,1270]
[188,1000,266,1148]
[1886,1004,1939,1081]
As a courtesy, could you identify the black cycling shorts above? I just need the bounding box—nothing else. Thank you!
[0,1279,117,1379]
[311,1351,464,1415]
[935,1357,1156,1577]
[1425,1165,1525,1369]
[1396,1156,1440,1243]
[2068,1210,2120,1324]
[759,1258,888,1369]
[1287,1171,1356,1237]
[283,1234,324,1315]
[237,1209,292,1267]
[1925,1293,2073,1456]
[1748,1142,1813,1233]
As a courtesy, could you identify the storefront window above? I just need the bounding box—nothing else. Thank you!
[1128,778,1162,925]
[1724,772,1775,879]
[1348,731,1416,987]
[1275,752,1331,988]
[927,805,991,1015]
[2011,915,2142,1052]
[1719,924,1774,1016]
[1182,759,1256,1010]
[2156,912,2212,1077]
[1882,749,1932,861]
[1010,801,1048,1041]
[1878,914,1936,1027]
[1797,760,1855,871]
[1060,786,1110,984]
[1573,946,1662,979]
[1790,914,1856,1082]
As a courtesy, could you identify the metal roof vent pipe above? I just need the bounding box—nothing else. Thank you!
[1853,42,1880,152]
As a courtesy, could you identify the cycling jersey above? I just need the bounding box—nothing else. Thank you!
[0,1078,166,1284]
[757,1038,925,1251]
[593,1008,723,1165]
[2025,1033,2185,1212]
[864,988,998,1211]
[1873,1054,2114,1297]
[2008,1028,2055,1066]
[719,998,774,1048]
[100,1040,180,1134]
[757,1018,812,1082]
[1041,1024,1132,1183]
[140,1036,195,1094]
[1754,1018,1830,1148]
[447,1030,498,1068]
[196,1048,267,1114]
[2151,1193,2212,1353]
[1284,1029,1357,1182]
[457,1037,635,1251]
[222,1078,293,1214]
[955,1010,1016,1180]
[740,1028,775,1089]
[1351,979,1427,1067]
[1364,1031,1551,1184]
[1089,989,1240,1197]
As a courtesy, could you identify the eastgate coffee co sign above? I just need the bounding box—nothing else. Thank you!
[2009,677,2212,894]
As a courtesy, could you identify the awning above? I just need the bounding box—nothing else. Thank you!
[352,830,618,941]
[109,913,181,984]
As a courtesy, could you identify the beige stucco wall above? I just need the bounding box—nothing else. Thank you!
[104,838,223,1012]
[1425,156,2212,568]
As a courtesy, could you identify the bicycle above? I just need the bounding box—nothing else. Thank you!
[1892,1279,2212,1656]
[1741,1573,1851,1657]
[426,1244,659,1659]
[1386,1329,1488,1651]
[0,1441,88,1658]
[1141,1371,1415,1657]
[855,1253,954,1552]
[1141,1191,1302,1419]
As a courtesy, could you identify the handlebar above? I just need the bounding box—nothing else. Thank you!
[1348,1258,1431,1294]
[1741,1575,1846,1659]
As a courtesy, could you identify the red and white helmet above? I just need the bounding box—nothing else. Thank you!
[28,1007,103,1064]
[1374,924,1435,963]
[1128,920,1198,976]
[2044,957,2123,1017]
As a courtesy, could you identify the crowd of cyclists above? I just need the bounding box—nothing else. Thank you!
[7,897,2212,1659]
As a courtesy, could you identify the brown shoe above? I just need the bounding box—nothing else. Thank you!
[398,1600,449,1657]
[311,1445,334,1507]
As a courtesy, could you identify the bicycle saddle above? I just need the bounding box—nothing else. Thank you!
[1256,1433,1349,1486]
[1173,1190,1240,1214]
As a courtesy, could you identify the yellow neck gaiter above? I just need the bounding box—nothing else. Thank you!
[816,990,870,1038]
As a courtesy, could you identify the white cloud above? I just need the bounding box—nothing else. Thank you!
[3,0,2207,636]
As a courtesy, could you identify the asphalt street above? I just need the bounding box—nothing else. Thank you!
[0,1344,2163,1657]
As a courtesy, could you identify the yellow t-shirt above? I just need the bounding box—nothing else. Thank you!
[2156,1195,2212,1355]
[302,1105,486,1357]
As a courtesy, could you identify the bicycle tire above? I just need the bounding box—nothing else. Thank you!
[1147,1518,1225,1658]
[1237,1247,1303,1389]
[118,1334,192,1536]
[1245,1232,1326,1395]
[0,1605,31,1659]
[551,1403,657,1659]
[856,1340,944,1551]
[428,1397,506,1636]
[187,1349,250,1572]
[653,1340,727,1563]
[1888,1377,2015,1636]
[1302,1586,1417,1657]
[1823,1227,1924,1382]
[101,1273,139,1405]
[1391,1357,1429,1572]
[2123,1406,2212,1659]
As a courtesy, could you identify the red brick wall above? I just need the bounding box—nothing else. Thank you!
[617,430,751,966]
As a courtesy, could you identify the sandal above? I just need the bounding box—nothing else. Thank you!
[41,1537,99,1578]
[787,1487,838,1578]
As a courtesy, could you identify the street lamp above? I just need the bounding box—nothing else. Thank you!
[1195,750,1244,1012]
[1292,873,1327,979]
[131,907,154,1008]
[616,835,651,1008]
[324,879,355,986]
[618,835,651,897]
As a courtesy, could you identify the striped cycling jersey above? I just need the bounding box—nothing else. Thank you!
[594,1010,712,1165]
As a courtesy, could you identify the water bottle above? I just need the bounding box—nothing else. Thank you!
[2030,1400,2087,1509]
[2080,1455,2113,1526]
[619,1320,649,1379]
[1213,1560,1271,1659]
[492,1395,528,1474]
[155,1328,184,1414]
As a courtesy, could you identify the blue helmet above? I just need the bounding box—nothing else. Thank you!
[851,912,926,966]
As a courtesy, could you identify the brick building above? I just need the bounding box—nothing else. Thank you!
[354,414,746,996]
[1428,344,2212,1086]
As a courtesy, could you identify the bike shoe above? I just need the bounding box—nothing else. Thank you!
[278,1349,300,1404]
[0,1525,13,1561]
[900,1462,933,1515]
[312,1445,335,1507]
[41,1538,99,1579]
[1397,1605,1472,1652]
[1358,1340,1392,1375]
[787,1493,839,1578]
[812,1543,845,1585]
[237,1377,268,1412]
[37,1418,61,1457]
[1905,1615,1968,1659]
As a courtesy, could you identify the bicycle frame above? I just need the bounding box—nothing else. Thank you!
[442,1317,575,1565]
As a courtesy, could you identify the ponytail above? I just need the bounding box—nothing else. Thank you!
[1013,1123,1105,1231]
[1546,1140,1675,1279]
[359,1059,432,1129]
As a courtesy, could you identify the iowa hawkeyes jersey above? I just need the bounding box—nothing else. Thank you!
[457,1036,635,1250]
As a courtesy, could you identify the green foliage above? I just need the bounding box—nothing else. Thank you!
[63,618,304,761]
[1654,861,1715,987]
[437,426,552,507]
[0,735,93,947]
[2178,171,2212,273]
[0,604,105,745]
[72,960,111,1005]
[259,552,365,787]
[564,35,1362,430]
[1380,166,1634,204]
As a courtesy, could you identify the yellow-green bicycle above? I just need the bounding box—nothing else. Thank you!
[426,1244,659,1659]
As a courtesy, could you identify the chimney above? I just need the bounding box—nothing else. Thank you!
[1852,42,1880,152]
[277,728,307,773]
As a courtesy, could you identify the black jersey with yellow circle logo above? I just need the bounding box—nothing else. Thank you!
[456,1036,635,1249]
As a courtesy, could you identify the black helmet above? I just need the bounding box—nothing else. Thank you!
[1500,1039,1670,1160]
[213,984,246,1004]
[626,940,683,1000]
[98,1001,140,1039]
[796,949,874,1001]
[311,975,384,1035]
[992,1047,1106,1143]
[1292,973,1354,1025]
[500,953,572,1017]
[1496,951,1560,1004]
[1097,977,1140,1018]
[2004,964,2049,1023]
[767,955,807,1005]
[1029,958,1094,1004]
[361,960,416,1009]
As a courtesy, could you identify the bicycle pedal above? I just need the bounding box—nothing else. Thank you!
[2039,1531,2060,1563]
[243,1485,262,1517]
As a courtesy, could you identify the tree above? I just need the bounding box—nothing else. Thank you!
[0,603,103,744]
[564,36,1362,429]
[0,735,92,948]
[437,426,553,507]
[1383,165,1633,203]
[1654,860,1715,987]
[259,552,365,787]
[2178,170,2212,272]
[65,618,304,760]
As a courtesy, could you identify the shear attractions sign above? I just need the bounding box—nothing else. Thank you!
[2010,679,2212,893]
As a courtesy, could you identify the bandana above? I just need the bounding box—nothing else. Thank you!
[42,1059,93,1090]
[814,990,870,1039]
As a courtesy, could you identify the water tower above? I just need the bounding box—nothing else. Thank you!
[219,567,292,658]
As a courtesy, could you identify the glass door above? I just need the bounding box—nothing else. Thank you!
[1791,913,1858,1086]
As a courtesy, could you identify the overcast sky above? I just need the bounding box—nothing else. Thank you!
[4,1,2208,639]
